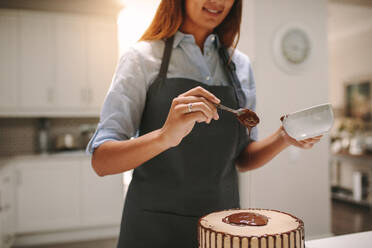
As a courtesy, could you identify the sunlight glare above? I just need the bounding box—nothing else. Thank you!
[117,0,161,55]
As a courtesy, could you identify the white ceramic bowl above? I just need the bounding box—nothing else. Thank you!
[282,103,334,141]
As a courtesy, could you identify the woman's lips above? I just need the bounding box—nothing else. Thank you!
[202,7,223,17]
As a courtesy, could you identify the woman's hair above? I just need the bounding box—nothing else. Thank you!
[139,0,242,49]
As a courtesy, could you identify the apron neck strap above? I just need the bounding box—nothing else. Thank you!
[158,36,175,82]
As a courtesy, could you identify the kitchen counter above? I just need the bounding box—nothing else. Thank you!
[8,150,89,161]
[0,151,90,170]
[306,231,372,248]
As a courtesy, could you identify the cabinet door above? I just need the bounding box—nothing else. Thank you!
[19,11,55,110]
[16,161,80,233]
[0,167,16,248]
[0,186,4,248]
[80,159,124,226]
[0,10,19,110]
[86,18,118,111]
[55,14,87,109]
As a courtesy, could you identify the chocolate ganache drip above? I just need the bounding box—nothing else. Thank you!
[222,212,268,226]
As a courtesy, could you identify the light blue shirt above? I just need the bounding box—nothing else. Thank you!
[87,31,257,154]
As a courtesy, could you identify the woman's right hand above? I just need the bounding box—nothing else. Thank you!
[160,86,220,148]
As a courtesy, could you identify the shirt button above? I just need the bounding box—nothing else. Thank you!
[206,76,211,81]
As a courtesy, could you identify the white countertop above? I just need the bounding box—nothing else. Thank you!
[11,150,88,160]
[306,231,372,248]
[0,151,90,167]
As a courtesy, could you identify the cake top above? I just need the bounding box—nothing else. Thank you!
[199,209,303,237]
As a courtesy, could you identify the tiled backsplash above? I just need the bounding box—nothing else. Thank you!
[0,118,38,156]
[0,118,98,156]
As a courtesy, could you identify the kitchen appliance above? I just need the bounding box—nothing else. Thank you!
[55,133,78,151]
[38,118,50,154]
[79,124,96,148]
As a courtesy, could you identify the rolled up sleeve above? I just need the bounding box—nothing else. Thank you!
[86,48,148,154]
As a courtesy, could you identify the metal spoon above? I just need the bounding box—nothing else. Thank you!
[214,103,246,116]
[213,103,260,129]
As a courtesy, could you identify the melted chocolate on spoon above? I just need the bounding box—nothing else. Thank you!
[213,103,260,136]
[236,109,260,137]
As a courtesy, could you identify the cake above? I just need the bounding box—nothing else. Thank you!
[198,209,304,248]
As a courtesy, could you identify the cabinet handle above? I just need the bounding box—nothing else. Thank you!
[0,191,2,212]
[81,88,87,103]
[15,169,22,186]
[47,88,54,103]
[87,88,93,104]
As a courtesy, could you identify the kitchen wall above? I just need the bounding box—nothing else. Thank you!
[329,24,372,109]
[237,0,331,239]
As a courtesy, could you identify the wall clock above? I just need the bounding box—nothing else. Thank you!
[273,24,312,74]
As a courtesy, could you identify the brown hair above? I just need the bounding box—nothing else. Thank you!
[139,0,242,49]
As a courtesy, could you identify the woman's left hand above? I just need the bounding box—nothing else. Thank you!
[280,126,323,149]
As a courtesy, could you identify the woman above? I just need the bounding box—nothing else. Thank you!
[87,0,322,247]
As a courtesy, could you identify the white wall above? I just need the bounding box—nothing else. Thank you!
[329,29,372,109]
[238,0,331,240]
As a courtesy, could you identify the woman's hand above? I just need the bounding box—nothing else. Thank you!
[280,125,323,149]
[160,86,220,148]
[279,115,323,149]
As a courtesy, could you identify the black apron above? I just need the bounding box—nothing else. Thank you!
[117,36,249,248]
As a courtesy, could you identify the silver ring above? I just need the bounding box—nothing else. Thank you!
[187,103,193,113]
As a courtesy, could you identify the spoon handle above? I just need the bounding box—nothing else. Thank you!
[214,103,238,115]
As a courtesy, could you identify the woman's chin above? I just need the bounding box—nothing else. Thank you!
[199,21,220,32]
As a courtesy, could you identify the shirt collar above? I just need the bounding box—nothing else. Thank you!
[173,30,221,49]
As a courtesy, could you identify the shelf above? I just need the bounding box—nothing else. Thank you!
[331,193,371,208]
[331,152,372,166]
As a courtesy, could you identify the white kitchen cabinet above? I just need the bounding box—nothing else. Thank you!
[0,10,118,117]
[0,10,19,111]
[86,18,117,110]
[13,154,124,240]
[54,15,118,112]
[19,12,55,110]
[15,160,81,233]
[0,211,2,248]
[55,14,87,110]
[0,164,16,248]
[80,161,123,226]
